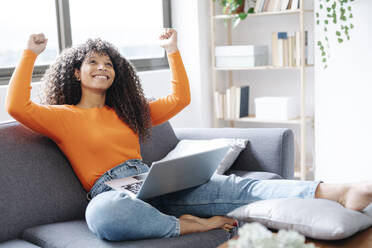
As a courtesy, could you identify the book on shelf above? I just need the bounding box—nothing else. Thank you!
[274,0,284,12]
[213,92,224,119]
[254,0,299,13]
[271,31,308,67]
[239,86,250,118]
[277,32,287,67]
[263,0,271,12]
[214,86,250,120]
[295,31,301,66]
[290,0,299,10]
[280,0,290,11]
[267,0,277,12]
[287,0,292,9]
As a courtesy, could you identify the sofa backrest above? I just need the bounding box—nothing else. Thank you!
[0,120,179,242]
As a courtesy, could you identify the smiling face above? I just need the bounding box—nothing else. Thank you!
[74,51,115,93]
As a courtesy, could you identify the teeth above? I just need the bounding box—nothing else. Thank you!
[94,75,108,80]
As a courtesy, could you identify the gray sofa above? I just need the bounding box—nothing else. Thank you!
[0,120,294,248]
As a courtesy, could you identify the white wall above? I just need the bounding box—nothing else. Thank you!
[314,1,372,182]
[170,0,214,128]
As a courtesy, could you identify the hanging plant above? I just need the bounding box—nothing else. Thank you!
[316,0,355,69]
[213,0,255,28]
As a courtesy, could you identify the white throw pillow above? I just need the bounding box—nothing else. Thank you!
[157,138,248,175]
[227,198,372,240]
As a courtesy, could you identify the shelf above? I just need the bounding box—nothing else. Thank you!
[220,116,313,125]
[214,65,314,71]
[214,9,313,19]
[210,0,313,180]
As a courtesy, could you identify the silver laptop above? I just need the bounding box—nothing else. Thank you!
[105,146,230,199]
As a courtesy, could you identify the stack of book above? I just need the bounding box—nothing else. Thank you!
[254,0,300,13]
[271,31,308,67]
[214,86,250,120]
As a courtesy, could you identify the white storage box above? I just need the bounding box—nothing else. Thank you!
[215,45,268,67]
[254,97,299,120]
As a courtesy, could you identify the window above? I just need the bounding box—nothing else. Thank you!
[0,0,58,72]
[70,0,164,60]
[0,0,171,84]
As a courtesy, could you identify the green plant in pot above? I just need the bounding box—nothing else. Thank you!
[213,0,254,28]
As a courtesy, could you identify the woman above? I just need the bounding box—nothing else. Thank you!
[6,29,372,241]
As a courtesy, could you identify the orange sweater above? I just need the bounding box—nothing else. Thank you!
[6,49,190,191]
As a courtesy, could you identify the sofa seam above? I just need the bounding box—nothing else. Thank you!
[23,232,56,248]
[279,130,284,178]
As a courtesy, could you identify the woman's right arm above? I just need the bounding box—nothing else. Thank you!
[5,34,66,142]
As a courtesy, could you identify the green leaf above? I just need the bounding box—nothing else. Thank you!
[317,20,320,25]
[325,20,329,24]
[316,12,319,17]
[323,58,327,62]
[322,52,326,56]
[247,8,254,13]
[327,7,331,12]
[338,38,343,43]
[336,31,341,36]
[349,13,353,18]
[238,12,248,19]
[350,23,354,29]
[320,4,323,9]
[317,41,321,46]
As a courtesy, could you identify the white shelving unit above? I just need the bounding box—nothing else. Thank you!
[209,0,314,180]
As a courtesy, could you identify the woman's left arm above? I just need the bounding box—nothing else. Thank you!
[149,29,191,126]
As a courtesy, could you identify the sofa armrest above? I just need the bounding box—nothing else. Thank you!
[173,128,294,179]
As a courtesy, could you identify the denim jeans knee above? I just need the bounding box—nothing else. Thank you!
[85,190,180,241]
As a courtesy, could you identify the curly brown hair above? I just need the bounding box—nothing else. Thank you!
[39,39,152,141]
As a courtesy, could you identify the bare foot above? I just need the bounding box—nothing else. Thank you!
[179,214,237,235]
[339,182,372,211]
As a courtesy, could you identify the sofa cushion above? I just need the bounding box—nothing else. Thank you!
[140,121,179,166]
[225,170,282,180]
[227,198,372,240]
[0,239,40,248]
[174,128,294,179]
[23,220,231,248]
[156,138,248,175]
[0,121,88,242]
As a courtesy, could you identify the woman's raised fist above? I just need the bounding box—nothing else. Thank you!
[27,33,48,55]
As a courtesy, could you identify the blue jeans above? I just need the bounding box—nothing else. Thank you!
[85,159,320,241]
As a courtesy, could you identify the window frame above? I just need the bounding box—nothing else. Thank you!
[0,0,171,85]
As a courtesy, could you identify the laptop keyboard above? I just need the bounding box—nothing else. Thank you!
[121,181,144,195]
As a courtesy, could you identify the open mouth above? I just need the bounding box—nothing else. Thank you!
[92,74,109,80]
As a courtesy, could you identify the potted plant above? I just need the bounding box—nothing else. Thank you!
[213,0,254,28]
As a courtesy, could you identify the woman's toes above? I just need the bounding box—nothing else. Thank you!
[222,223,234,231]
